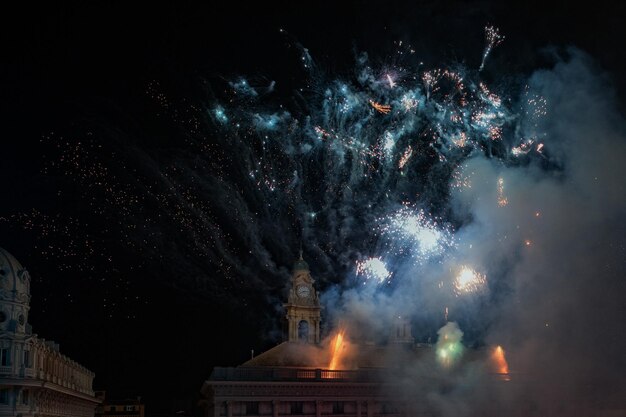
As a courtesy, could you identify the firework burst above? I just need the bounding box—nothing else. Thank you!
[356,257,392,283]
[454,266,487,295]
[377,205,455,264]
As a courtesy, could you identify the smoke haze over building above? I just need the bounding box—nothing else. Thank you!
[1,2,625,414]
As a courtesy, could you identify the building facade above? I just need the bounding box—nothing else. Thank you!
[94,392,144,417]
[201,255,528,417]
[0,247,99,417]
[283,253,321,344]
[201,255,477,417]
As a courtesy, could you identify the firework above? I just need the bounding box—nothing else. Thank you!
[436,322,464,369]
[497,177,508,207]
[479,25,504,72]
[454,266,487,295]
[3,25,551,325]
[378,205,454,263]
[511,138,535,156]
[213,106,228,124]
[400,93,419,111]
[369,100,392,114]
[328,329,347,370]
[356,257,391,283]
[491,345,511,380]
[398,146,413,169]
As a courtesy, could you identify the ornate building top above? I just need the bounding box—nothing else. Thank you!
[284,253,321,344]
[0,247,31,306]
[0,246,97,406]
[0,247,31,335]
[292,250,309,271]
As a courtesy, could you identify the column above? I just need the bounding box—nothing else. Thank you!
[367,400,373,417]
[315,320,320,344]
[315,400,321,417]
[272,400,280,417]
[226,401,233,417]
[289,317,295,341]
[356,401,361,417]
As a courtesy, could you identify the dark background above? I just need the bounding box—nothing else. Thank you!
[2,1,626,415]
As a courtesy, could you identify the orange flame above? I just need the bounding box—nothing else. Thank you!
[493,345,509,374]
[328,329,346,370]
[369,100,391,114]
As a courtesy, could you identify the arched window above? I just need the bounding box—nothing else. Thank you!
[298,320,309,341]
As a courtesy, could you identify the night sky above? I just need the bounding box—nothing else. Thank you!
[2,2,626,415]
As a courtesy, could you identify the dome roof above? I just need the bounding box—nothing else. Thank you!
[0,247,31,306]
[293,259,309,271]
[293,251,309,271]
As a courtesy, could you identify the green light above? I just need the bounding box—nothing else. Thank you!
[435,322,465,369]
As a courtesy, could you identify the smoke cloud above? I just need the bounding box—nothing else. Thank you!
[322,49,626,415]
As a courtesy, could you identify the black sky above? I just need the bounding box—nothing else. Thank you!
[2,1,626,415]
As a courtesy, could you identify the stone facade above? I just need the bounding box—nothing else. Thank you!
[0,247,99,417]
[94,392,144,417]
[201,255,423,417]
[203,367,416,417]
[283,255,320,344]
[201,255,515,417]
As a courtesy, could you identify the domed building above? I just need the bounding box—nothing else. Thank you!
[0,247,99,417]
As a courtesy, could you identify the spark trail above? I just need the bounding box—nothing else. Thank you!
[1,26,549,324]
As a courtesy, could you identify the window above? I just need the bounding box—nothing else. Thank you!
[245,402,259,415]
[291,402,303,415]
[332,402,344,414]
[297,320,309,341]
[0,389,8,404]
[110,406,117,412]
[22,390,28,405]
[125,406,134,411]
[0,348,9,366]
[23,350,30,368]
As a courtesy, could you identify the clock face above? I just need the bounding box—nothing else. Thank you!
[296,285,311,298]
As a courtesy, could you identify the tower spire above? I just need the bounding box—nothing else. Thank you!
[285,245,320,344]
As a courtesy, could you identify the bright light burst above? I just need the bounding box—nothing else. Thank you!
[356,257,391,283]
[479,25,504,72]
[378,205,454,263]
[436,322,464,369]
[4,25,555,317]
[492,345,510,373]
[454,266,487,295]
[328,328,347,370]
[491,345,511,381]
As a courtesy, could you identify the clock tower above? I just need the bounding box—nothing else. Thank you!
[284,252,321,344]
